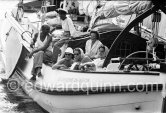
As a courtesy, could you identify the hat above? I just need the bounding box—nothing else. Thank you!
[65,47,73,54]
[57,8,68,14]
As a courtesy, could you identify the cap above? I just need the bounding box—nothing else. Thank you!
[65,47,73,54]
[57,8,68,14]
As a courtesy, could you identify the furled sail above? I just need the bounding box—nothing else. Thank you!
[89,1,152,29]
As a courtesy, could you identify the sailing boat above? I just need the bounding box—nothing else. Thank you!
[1,0,166,113]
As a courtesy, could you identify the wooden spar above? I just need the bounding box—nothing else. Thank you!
[103,6,159,67]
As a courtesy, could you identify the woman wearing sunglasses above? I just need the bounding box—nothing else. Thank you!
[70,48,96,71]
[52,47,74,69]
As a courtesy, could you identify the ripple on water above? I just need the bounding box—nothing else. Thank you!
[0,76,48,113]
[0,78,18,113]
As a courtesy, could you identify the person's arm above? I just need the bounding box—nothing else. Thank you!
[85,40,90,56]
[79,61,96,71]
[52,59,67,69]
[30,33,38,48]
[29,34,52,57]
[81,56,92,64]
[67,17,76,37]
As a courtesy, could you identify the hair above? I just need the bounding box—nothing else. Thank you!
[74,48,81,54]
[99,45,105,51]
[90,30,100,40]
[57,9,67,15]
[41,24,50,32]
[59,11,67,15]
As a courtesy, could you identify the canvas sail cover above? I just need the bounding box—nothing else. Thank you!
[88,1,152,28]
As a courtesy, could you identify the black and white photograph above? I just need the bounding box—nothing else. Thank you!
[0,0,166,113]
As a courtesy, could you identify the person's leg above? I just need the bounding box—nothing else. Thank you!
[30,51,44,81]
[59,43,68,59]
[43,50,52,60]
[52,39,66,63]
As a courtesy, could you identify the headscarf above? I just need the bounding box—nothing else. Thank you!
[71,48,85,70]
[74,48,85,62]
[79,48,85,59]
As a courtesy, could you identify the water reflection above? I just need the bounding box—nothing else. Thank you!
[0,76,48,113]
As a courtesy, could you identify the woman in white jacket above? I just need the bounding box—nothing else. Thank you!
[85,30,103,59]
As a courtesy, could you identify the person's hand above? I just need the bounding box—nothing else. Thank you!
[30,39,35,48]
[29,52,33,58]
[60,64,67,69]
[30,43,34,48]
[90,57,96,60]
[80,62,96,71]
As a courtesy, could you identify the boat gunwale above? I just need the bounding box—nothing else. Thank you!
[35,84,163,95]
[55,68,160,76]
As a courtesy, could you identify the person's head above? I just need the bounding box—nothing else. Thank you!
[58,8,67,20]
[41,24,50,34]
[99,45,105,54]
[64,47,73,60]
[73,48,84,61]
[90,30,100,41]
[98,45,108,59]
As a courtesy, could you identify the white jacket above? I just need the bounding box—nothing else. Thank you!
[85,39,102,58]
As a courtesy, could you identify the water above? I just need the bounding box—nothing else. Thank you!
[0,0,48,113]
[0,77,47,113]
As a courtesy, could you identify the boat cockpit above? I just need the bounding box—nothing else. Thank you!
[2,0,166,79]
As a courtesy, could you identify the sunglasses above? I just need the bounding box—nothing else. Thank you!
[74,53,79,56]
[99,50,105,53]
[65,53,72,56]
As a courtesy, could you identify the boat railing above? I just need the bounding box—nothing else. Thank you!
[20,16,40,35]
[5,12,32,51]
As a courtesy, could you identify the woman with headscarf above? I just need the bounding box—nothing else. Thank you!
[71,48,96,71]
[85,30,103,59]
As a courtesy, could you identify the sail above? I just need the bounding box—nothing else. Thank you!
[96,1,151,18]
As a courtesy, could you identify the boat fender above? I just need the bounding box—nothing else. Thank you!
[160,62,166,73]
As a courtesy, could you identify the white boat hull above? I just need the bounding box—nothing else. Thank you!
[14,69,164,113]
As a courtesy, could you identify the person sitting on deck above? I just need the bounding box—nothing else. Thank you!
[85,30,103,60]
[46,8,76,63]
[70,48,96,71]
[93,45,109,68]
[29,24,53,81]
[94,45,109,59]
[52,47,74,70]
